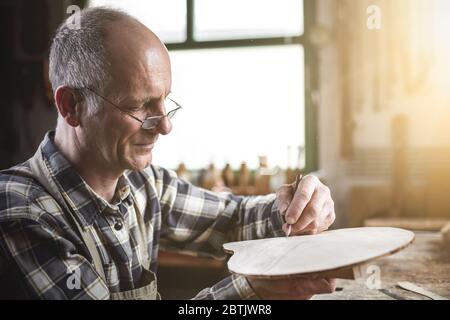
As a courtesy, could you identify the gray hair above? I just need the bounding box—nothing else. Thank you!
[49,7,136,113]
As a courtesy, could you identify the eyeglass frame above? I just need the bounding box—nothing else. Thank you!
[82,87,182,130]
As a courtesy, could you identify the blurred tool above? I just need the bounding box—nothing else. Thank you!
[441,222,450,244]
[397,282,448,300]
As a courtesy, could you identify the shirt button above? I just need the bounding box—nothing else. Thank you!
[114,221,123,231]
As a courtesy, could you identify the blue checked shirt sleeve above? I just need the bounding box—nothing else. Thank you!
[150,166,285,300]
[0,205,110,299]
[192,274,259,300]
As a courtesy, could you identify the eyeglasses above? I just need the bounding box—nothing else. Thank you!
[84,87,182,130]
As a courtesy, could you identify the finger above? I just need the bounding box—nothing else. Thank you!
[315,199,335,233]
[313,278,337,294]
[252,279,312,299]
[250,276,319,296]
[320,206,336,232]
[285,176,317,224]
[251,281,313,300]
[282,223,291,235]
[295,213,334,235]
[326,199,336,224]
[295,223,319,235]
[291,189,328,233]
[294,277,336,295]
[276,185,294,215]
[325,278,337,292]
[294,198,333,235]
[252,277,335,298]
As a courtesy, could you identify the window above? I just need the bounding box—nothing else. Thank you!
[164,46,304,169]
[89,0,187,42]
[89,0,315,171]
[194,0,304,40]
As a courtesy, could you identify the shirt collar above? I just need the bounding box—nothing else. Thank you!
[40,131,133,226]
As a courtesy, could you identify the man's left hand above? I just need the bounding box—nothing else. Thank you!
[276,175,335,236]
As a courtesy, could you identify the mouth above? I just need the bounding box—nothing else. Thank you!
[133,136,158,152]
[134,142,155,151]
[135,143,154,148]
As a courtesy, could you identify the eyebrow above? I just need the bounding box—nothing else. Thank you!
[134,91,172,106]
[120,96,152,110]
[137,97,153,106]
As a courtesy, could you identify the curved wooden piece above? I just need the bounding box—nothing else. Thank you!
[223,227,415,279]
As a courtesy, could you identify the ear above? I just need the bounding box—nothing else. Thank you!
[54,86,82,127]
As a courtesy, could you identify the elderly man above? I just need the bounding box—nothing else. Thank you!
[0,8,336,300]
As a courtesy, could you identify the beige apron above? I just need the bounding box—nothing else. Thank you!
[29,148,160,300]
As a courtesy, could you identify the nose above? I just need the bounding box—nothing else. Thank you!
[155,116,172,135]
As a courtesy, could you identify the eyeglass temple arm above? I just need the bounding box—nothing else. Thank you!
[85,87,144,124]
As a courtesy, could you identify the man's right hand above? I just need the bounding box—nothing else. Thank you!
[246,276,336,300]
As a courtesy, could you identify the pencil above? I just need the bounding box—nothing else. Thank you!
[286,173,303,237]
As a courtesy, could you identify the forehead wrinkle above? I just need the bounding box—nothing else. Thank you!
[133,69,171,104]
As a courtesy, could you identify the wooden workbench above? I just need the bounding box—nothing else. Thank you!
[314,232,450,300]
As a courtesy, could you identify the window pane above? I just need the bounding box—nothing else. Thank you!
[89,0,186,43]
[194,0,304,41]
[153,45,305,170]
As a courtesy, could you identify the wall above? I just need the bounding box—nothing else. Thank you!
[315,0,450,228]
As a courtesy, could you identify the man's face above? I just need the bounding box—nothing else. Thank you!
[80,22,173,172]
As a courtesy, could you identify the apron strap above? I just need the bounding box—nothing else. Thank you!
[29,149,107,284]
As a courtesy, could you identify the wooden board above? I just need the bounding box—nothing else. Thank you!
[364,218,450,231]
[223,227,415,279]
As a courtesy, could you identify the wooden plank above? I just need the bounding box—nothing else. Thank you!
[313,232,450,300]
[364,218,450,231]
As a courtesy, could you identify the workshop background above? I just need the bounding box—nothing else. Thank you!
[1,0,449,299]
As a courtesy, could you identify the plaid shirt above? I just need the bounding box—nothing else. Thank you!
[0,131,285,300]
